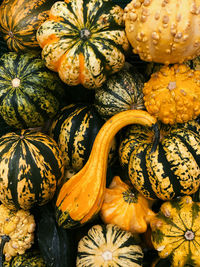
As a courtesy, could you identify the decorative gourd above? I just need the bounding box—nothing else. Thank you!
[100,176,155,233]
[0,52,64,129]
[55,109,159,228]
[119,119,200,200]
[124,0,200,64]
[0,204,35,263]
[143,64,200,124]
[76,224,143,267]
[94,67,145,120]
[36,0,129,89]
[0,0,57,52]
[150,196,200,267]
[49,104,117,172]
[0,129,64,210]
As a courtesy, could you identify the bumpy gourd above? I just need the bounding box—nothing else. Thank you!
[150,196,200,267]
[143,64,200,124]
[124,0,200,64]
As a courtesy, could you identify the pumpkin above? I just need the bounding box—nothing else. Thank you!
[0,204,35,262]
[36,0,129,89]
[76,224,143,267]
[150,196,200,267]
[100,176,155,233]
[124,0,200,65]
[0,129,64,210]
[0,52,64,129]
[55,109,159,229]
[94,67,145,120]
[49,103,117,172]
[119,119,200,200]
[0,0,58,52]
[143,64,200,124]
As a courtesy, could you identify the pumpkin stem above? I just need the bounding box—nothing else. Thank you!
[0,235,10,267]
[80,28,91,40]
[151,123,160,153]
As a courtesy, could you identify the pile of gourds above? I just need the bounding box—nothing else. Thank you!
[0,0,200,266]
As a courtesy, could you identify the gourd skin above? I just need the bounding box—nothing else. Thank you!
[150,196,200,267]
[36,0,129,88]
[119,119,200,200]
[143,64,200,124]
[124,0,200,64]
[100,176,155,233]
[76,224,143,267]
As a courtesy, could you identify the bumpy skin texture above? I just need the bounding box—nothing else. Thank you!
[124,0,200,64]
[36,0,129,89]
[151,196,200,267]
[143,64,200,124]
[76,224,143,267]
[0,204,35,262]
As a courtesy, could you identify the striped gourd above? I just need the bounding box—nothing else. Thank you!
[36,0,129,89]
[94,68,145,120]
[0,129,64,210]
[119,119,200,200]
[76,224,143,267]
[49,103,116,172]
[0,0,57,52]
[0,52,64,129]
[3,251,46,266]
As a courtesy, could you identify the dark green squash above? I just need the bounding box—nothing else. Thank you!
[0,52,64,129]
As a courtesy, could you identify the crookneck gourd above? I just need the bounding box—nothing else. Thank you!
[36,0,129,88]
[150,196,200,267]
[143,64,200,125]
[124,0,200,64]
[100,176,155,233]
[55,109,159,228]
[76,224,143,267]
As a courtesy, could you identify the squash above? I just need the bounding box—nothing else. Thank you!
[100,176,155,233]
[76,224,143,267]
[143,64,200,124]
[150,196,200,267]
[0,52,64,129]
[0,0,58,52]
[0,129,64,210]
[119,119,200,200]
[94,67,145,120]
[36,0,129,89]
[49,103,117,172]
[124,0,200,65]
[55,109,159,229]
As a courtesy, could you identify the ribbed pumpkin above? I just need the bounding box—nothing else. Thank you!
[0,0,57,52]
[119,119,200,200]
[94,67,145,120]
[0,52,64,129]
[36,0,129,88]
[124,0,200,64]
[49,103,117,172]
[0,129,64,210]
[76,224,143,267]
[150,196,200,267]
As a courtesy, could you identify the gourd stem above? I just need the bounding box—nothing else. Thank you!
[0,235,10,267]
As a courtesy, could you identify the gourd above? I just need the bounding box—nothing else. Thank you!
[143,64,200,124]
[0,52,64,129]
[150,196,200,267]
[0,0,57,52]
[49,104,117,172]
[124,0,200,65]
[76,224,143,267]
[119,119,200,200]
[55,109,159,229]
[0,204,35,264]
[94,67,145,120]
[36,0,129,89]
[0,129,64,210]
[100,176,155,233]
